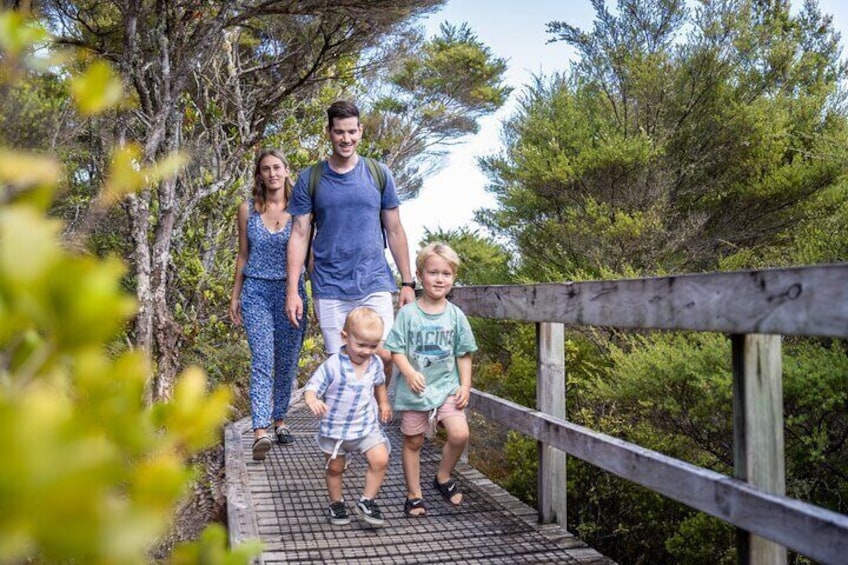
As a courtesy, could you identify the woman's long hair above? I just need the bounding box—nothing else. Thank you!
[252,148,294,212]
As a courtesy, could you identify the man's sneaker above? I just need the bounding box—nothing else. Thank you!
[327,501,351,525]
[354,498,385,527]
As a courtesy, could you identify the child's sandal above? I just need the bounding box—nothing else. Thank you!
[404,497,427,517]
[433,475,462,505]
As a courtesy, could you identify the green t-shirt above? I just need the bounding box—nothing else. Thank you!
[384,300,478,411]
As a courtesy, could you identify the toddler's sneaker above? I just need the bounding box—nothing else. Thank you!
[327,501,351,525]
[354,497,385,527]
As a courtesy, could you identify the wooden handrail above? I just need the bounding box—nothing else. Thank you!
[468,390,848,565]
[450,264,848,565]
[450,264,848,337]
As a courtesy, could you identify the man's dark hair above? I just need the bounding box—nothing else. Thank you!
[327,100,360,129]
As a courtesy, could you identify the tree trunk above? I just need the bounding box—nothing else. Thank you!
[151,170,181,402]
[129,189,155,404]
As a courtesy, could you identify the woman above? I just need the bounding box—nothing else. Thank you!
[229,149,307,461]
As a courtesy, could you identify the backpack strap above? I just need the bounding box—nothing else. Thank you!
[308,157,386,199]
[361,156,387,194]
[362,157,388,248]
[307,159,325,200]
[304,161,325,276]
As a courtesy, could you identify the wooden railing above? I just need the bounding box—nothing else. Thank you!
[449,264,848,565]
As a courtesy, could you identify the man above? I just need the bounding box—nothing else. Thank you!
[286,100,416,365]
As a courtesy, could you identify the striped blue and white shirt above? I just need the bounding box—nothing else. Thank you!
[304,347,385,440]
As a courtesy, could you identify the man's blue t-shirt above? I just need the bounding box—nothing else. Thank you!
[288,158,401,299]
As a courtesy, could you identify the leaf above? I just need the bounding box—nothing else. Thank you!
[0,12,49,58]
[102,147,188,203]
[102,144,145,201]
[169,524,262,565]
[69,60,124,116]
[0,205,62,286]
[148,151,189,184]
[0,150,61,189]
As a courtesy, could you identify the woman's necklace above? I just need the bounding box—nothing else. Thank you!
[267,201,287,231]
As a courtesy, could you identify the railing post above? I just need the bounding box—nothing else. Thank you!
[731,334,786,565]
[536,322,567,525]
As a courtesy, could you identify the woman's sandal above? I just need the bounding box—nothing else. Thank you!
[252,435,272,461]
[274,424,295,445]
[404,497,427,517]
[433,475,462,505]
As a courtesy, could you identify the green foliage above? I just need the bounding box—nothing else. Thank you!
[474,323,537,408]
[567,330,848,562]
[664,512,735,564]
[169,523,261,565]
[467,4,848,553]
[477,75,676,280]
[392,22,509,117]
[32,0,452,404]
[0,11,49,58]
[720,181,848,269]
[562,331,736,562]
[446,2,848,563]
[567,457,696,564]
[476,323,846,563]
[69,60,124,116]
[602,332,734,469]
[0,195,241,563]
[418,225,513,285]
[480,0,848,278]
[783,339,848,512]
[502,432,538,506]
[0,12,257,563]
[0,68,68,151]
[365,21,511,198]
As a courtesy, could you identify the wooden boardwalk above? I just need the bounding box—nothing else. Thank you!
[225,394,614,564]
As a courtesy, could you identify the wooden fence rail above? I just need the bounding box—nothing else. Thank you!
[467,389,848,564]
[449,264,848,565]
[451,264,848,337]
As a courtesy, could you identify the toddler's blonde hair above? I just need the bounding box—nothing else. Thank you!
[343,306,384,337]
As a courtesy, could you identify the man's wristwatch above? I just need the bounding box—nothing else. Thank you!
[400,280,416,290]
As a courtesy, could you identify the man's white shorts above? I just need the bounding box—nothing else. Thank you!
[313,291,394,353]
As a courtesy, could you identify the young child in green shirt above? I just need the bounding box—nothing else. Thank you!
[384,242,477,517]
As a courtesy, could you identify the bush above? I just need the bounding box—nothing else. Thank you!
[0,10,259,562]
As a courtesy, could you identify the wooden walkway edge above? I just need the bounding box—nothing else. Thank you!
[225,395,614,564]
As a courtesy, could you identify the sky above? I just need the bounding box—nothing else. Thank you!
[398,0,848,264]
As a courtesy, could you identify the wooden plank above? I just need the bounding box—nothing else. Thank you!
[536,322,567,525]
[468,389,848,565]
[732,334,787,565]
[450,264,848,337]
[456,463,613,563]
[224,417,264,565]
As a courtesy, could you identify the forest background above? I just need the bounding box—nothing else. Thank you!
[1,1,846,564]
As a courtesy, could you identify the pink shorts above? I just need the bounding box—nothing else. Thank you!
[400,394,466,436]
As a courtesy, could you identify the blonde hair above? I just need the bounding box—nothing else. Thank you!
[343,306,384,337]
[416,242,460,275]
[252,148,294,212]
